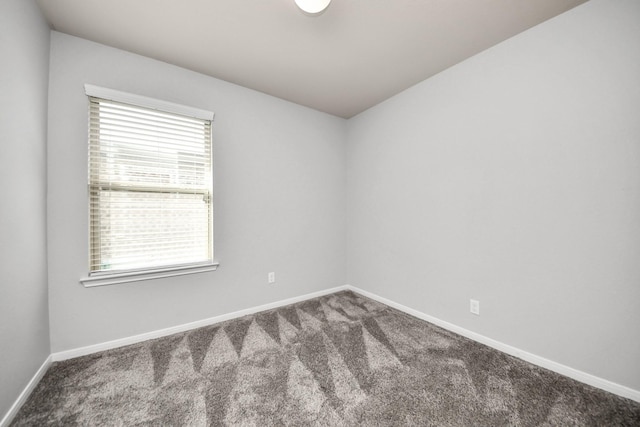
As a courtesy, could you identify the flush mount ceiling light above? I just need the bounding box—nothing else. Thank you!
[294,0,332,16]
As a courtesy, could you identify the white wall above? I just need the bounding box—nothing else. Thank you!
[0,0,51,417]
[347,0,640,391]
[47,32,346,352]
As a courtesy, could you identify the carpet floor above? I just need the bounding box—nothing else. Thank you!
[11,290,640,426]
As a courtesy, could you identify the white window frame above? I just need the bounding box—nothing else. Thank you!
[80,85,218,287]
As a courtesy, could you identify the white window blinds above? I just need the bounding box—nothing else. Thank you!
[87,89,213,274]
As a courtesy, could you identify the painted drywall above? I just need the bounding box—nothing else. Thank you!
[347,0,640,392]
[47,32,346,352]
[0,0,51,418]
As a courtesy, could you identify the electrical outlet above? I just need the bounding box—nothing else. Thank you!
[268,272,275,284]
[470,299,480,315]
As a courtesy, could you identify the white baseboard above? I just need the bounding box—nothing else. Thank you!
[13,282,635,423]
[52,285,349,362]
[346,285,640,403]
[0,355,52,427]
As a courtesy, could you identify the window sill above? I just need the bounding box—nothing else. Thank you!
[80,262,220,287]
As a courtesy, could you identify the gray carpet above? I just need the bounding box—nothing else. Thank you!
[11,291,640,426]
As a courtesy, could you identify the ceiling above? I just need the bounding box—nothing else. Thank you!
[36,0,588,118]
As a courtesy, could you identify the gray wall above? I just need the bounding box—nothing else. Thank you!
[4,0,639,414]
[0,0,51,417]
[47,32,347,352]
[347,0,640,391]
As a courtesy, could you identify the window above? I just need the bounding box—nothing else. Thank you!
[83,85,216,286]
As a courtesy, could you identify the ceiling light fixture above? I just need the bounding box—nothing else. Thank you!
[294,0,332,16]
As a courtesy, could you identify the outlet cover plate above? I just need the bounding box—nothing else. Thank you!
[470,299,480,315]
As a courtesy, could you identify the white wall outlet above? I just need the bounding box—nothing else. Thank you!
[268,272,275,284]
[470,299,480,315]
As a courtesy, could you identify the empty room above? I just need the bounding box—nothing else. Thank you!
[1,0,639,425]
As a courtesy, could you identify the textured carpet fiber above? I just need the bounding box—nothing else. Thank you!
[12,291,640,426]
